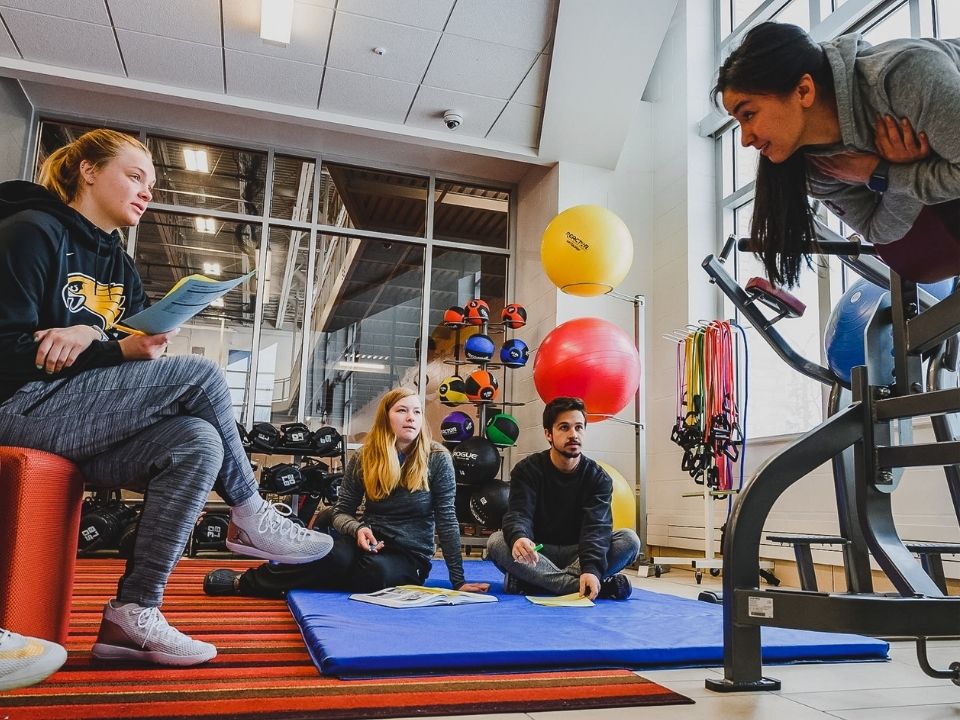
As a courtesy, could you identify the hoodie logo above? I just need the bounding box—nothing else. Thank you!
[62,273,125,329]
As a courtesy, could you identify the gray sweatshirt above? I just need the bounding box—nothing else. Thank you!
[807,33,960,244]
[332,442,465,588]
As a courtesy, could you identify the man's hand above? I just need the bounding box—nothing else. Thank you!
[874,114,929,163]
[579,573,600,600]
[357,526,384,553]
[808,152,881,184]
[118,330,177,361]
[34,325,101,374]
[458,582,490,593]
[511,537,540,565]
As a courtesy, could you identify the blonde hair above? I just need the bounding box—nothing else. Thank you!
[38,129,151,204]
[359,387,435,501]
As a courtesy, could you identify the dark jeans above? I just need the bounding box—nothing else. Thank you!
[238,534,431,598]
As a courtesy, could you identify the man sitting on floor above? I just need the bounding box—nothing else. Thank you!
[486,396,641,600]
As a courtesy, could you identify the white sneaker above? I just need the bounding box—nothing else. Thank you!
[91,601,217,667]
[226,501,334,564]
[0,628,67,690]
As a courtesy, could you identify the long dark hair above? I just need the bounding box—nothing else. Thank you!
[713,22,835,287]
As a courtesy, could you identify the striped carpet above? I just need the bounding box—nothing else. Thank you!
[0,558,693,719]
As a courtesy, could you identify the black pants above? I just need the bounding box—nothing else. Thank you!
[238,534,431,598]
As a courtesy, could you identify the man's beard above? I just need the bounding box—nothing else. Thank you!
[555,442,581,459]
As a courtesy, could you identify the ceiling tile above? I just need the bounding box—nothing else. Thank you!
[0,17,18,57]
[224,49,322,108]
[319,67,417,124]
[326,13,439,83]
[406,86,504,138]
[512,53,549,106]
[0,0,109,24]
[223,0,333,65]
[423,34,536,100]
[445,0,556,52]
[1,9,123,75]
[117,30,223,93]
[486,101,541,147]
[107,0,221,45]
[335,0,454,31]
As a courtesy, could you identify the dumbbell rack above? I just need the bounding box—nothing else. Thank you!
[249,437,348,528]
[443,312,525,554]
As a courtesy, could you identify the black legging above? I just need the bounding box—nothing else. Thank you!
[237,534,431,598]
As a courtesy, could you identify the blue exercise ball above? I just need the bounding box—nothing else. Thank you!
[824,279,955,385]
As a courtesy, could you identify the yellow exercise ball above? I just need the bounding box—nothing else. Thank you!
[541,205,634,296]
[598,461,636,531]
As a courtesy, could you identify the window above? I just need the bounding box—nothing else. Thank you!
[713,0,920,438]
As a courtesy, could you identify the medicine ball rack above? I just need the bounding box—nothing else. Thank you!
[442,309,526,553]
[703,232,960,692]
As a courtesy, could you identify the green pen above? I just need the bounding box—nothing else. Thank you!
[532,543,544,552]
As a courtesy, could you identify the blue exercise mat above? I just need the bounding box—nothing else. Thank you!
[287,559,888,677]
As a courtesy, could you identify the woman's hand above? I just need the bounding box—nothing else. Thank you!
[118,330,177,361]
[808,152,882,184]
[357,526,384,553]
[33,325,101,374]
[458,582,490,593]
[874,114,929,163]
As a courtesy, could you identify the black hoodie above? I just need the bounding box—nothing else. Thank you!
[0,181,145,404]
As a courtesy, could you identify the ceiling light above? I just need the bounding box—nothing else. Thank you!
[195,217,216,234]
[183,148,209,173]
[211,298,225,308]
[335,361,387,373]
[202,262,221,276]
[260,0,294,45]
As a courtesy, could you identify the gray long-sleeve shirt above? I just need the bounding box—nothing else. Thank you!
[332,443,465,588]
[808,33,960,243]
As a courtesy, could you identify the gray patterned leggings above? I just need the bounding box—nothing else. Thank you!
[0,355,259,606]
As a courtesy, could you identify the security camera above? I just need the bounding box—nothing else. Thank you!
[443,110,463,130]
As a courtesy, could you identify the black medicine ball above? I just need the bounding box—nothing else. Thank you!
[469,480,510,529]
[451,437,501,485]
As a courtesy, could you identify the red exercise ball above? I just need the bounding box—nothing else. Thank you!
[533,317,641,419]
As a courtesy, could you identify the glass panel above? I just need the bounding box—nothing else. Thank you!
[434,180,510,249]
[937,0,960,36]
[721,133,734,199]
[863,2,910,45]
[320,163,428,237]
[271,154,315,223]
[773,0,810,28]
[733,201,823,437]
[733,0,766,28]
[34,120,137,181]
[145,135,267,215]
[259,225,311,424]
[424,248,509,442]
[720,0,732,38]
[135,211,259,421]
[819,0,834,22]
[733,127,759,191]
[304,236,426,440]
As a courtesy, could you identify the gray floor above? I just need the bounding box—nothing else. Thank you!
[397,570,960,720]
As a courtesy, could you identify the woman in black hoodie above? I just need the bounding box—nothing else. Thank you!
[0,129,333,667]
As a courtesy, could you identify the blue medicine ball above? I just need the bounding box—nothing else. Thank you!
[440,411,475,443]
[824,279,954,385]
[464,333,496,361]
[499,338,529,368]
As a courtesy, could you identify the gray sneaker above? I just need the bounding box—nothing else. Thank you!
[227,502,333,564]
[92,601,217,666]
[0,628,67,690]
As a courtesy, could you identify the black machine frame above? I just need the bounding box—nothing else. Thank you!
[700,231,960,691]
